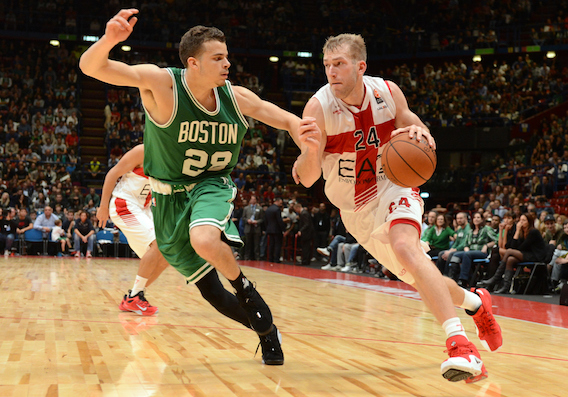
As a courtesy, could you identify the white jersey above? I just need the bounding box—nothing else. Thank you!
[113,167,152,208]
[315,76,426,285]
[110,166,155,258]
[315,76,399,213]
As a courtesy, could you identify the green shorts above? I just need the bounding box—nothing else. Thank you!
[151,176,243,283]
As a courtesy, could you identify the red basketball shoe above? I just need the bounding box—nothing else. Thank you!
[467,288,503,352]
[441,335,487,383]
[119,290,158,316]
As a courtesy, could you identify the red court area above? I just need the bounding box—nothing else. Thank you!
[242,260,568,329]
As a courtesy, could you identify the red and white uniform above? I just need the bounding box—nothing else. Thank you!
[315,76,427,284]
[109,167,155,258]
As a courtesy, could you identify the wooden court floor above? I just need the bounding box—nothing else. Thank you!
[0,257,566,397]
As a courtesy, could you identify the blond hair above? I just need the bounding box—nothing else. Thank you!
[323,34,367,62]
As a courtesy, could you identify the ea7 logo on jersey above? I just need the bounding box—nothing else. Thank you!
[338,156,388,184]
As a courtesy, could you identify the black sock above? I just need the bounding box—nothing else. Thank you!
[229,271,250,294]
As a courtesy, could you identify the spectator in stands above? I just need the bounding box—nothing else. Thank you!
[54,119,69,136]
[318,215,347,270]
[549,220,568,292]
[243,174,255,192]
[281,199,297,237]
[337,232,359,272]
[543,214,562,243]
[88,157,101,180]
[421,213,454,258]
[51,218,68,256]
[313,203,330,261]
[262,185,274,203]
[65,129,79,149]
[542,175,554,199]
[52,193,68,212]
[53,204,65,219]
[85,188,100,208]
[5,137,19,156]
[232,198,247,241]
[84,199,97,215]
[33,205,59,237]
[0,192,10,211]
[436,212,470,275]
[294,202,314,267]
[264,197,286,263]
[490,199,507,218]
[482,213,548,294]
[53,136,67,154]
[233,172,246,191]
[0,208,15,256]
[107,153,119,169]
[66,111,78,128]
[73,210,95,258]
[62,210,75,242]
[453,212,498,288]
[14,207,33,239]
[242,195,264,261]
[529,176,541,198]
[32,192,49,212]
[12,190,29,212]
[422,210,437,232]
[68,193,82,213]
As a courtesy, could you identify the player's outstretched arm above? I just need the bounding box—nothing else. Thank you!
[293,97,326,187]
[79,9,163,90]
[232,86,302,148]
[97,145,145,228]
[387,80,436,150]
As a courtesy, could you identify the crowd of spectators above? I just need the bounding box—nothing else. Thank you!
[0,39,124,257]
[420,191,561,295]
[382,55,568,127]
[470,110,568,202]
[4,1,566,56]
[280,51,568,129]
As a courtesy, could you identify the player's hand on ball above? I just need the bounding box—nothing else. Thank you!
[391,125,436,150]
[298,117,322,152]
[105,9,139,44]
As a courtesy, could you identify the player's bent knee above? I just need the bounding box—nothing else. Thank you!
[390,238,417,258]
[190,226,222,258]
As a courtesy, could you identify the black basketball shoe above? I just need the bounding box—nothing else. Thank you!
[256,325,284,365]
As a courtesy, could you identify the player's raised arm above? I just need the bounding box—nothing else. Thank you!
[97,145,144,228]
[79,9,166,91]
[292,97,326,187]
[232,85,302,147]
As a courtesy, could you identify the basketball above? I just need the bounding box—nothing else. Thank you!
[381,133,437,188]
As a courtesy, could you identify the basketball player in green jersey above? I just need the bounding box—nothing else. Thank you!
[80,8,316,365]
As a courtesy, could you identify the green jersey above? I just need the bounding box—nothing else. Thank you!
[143,67,249,185]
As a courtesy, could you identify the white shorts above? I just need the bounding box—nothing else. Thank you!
[341,186,429,284]
[109,196,155,258]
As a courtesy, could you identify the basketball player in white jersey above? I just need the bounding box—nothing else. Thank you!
[97,144,168,316]
[294,34,502,383]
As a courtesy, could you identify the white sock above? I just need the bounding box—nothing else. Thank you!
[459,289,483,313]
[443,317,468,339]
[130,275,148,297]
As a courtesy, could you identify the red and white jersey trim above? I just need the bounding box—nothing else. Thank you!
[113,167,152,208]
[315,76,398,213]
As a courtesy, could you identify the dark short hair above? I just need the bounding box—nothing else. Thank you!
[179,26,226,67]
